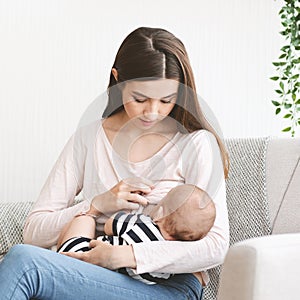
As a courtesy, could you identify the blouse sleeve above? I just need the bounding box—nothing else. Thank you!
[23,133,91,248]
[131,130,230,274]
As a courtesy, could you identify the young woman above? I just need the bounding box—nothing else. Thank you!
[0,27,229,300]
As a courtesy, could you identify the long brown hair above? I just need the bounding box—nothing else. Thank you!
[102,27,229,178]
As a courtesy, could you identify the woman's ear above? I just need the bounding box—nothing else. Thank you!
[112,68,118,82]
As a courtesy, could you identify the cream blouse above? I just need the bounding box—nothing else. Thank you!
[23,119,229,285]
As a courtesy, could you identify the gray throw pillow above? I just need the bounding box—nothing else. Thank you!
[0,201,33,257]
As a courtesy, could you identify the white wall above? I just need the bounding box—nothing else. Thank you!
[0,0,290,202]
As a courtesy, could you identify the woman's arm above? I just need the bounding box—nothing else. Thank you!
[24,122,153,249]
[62,212,138,269]
[64,179,228,273]
[132,179,229,274]
[65,130,229,274]
[63,240,137,270]
[23,133,89,248]
[131,130,230,274]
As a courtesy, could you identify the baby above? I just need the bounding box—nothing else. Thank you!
[57,184,216,284]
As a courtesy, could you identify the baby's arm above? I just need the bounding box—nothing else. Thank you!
[103,211,137,237]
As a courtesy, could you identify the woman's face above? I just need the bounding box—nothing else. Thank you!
[121,79,179,129]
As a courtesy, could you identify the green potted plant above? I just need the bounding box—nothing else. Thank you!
[271,0,300,137]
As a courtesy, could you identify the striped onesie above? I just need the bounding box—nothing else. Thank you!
[57,211,171,284]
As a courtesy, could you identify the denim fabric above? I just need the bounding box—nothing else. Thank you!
[0,245,203,300]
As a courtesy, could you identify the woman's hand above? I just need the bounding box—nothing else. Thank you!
[89,177,154,217]
[62,240,137,270]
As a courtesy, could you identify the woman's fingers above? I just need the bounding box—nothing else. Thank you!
[61,251,87,261]
[124,186,152,195]
[91,177,154,216]
[116,198,140,211]
[116,191,148,206]
[89,239,101,248]
[62,241,113,268]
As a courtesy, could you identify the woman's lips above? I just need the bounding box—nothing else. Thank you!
[139,118,156,126]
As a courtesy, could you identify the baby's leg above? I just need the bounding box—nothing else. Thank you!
[57,234,113,253]
[57,215,96,249]
[57,236,92,253]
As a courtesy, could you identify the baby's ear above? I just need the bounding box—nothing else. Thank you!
[151,206,164,221]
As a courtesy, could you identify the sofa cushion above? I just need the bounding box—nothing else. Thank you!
[266,138,300,233]
[204,137,271,300]
[218,233,300,300]
[0,201,33,257]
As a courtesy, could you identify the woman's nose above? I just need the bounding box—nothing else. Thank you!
[144,100,160,119]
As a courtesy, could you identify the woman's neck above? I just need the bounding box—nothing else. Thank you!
[112,110,178,136]
[102,111,179,163]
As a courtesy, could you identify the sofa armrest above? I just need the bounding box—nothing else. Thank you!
[217,233,300,300]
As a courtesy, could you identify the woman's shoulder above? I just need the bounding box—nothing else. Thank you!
[174,129,220,159]
[72,119,104,145]
[178,129,217,144]
[76,118,103,133]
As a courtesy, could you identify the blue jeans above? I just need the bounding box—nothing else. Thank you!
[0,245,203,300]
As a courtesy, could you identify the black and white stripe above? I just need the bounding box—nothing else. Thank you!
[113,213,170,284]
[57,212,171,284]
[120,214,164,244]
[57,237,92,253]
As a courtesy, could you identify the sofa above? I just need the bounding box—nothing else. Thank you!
[0,136,299,300]
[217,137,300,300]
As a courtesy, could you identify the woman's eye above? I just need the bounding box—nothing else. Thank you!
[132,97,175,104]
[161,98,176,104]
[133,98,146,103]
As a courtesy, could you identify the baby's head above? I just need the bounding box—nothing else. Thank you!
[150,185,216,241]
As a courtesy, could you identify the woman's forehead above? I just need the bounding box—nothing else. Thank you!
[122,79,179,98]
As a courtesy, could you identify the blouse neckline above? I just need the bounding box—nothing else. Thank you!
[99,119,180,166]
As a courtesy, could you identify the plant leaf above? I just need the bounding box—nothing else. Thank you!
[280,30,287,36]
[281,45,290,51]
[280,81,284,90]
[272,100,281,106]
[282,127,291,132]
[270,76,279,81]
[272,62,286,67]
[276,107,281,115]
[283,113,292,118]
[284,103,292,109]
[279,53,287,59]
